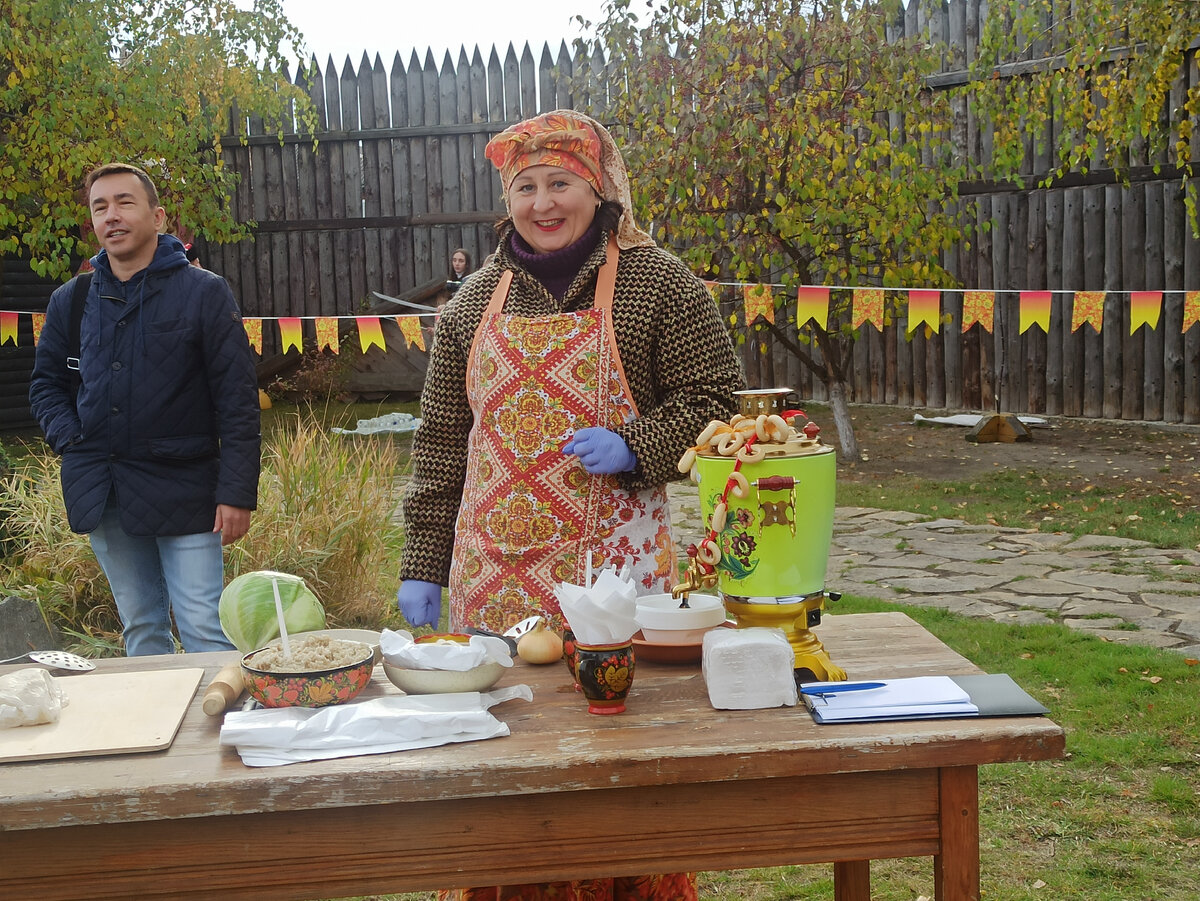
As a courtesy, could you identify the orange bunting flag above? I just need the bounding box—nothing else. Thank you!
[396,316,426,351]
[278,317,303,353]
[0,312,17,346]
[1129,291,1162,334]
[1071,291,1105,333]
[1184,292,1200,334]
[314,317,340,353]
[703,280,719,301]
[962,291,994,333]
[31,313,46,345]
[356,316,385,352]
[243,318,262,354]
[906,290,941,335]
[742,284,774,324]
[852,288,884,330]
[795,286,830,330]
[1018,291,1052,335]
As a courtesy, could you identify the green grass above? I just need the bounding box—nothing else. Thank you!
[838,467,1200,548]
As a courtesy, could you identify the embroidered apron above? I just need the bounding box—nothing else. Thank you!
[448,236,674,634]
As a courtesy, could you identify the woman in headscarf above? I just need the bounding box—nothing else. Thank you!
[397,112,743,897]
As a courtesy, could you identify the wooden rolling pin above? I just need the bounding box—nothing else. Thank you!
[202,663,245,716]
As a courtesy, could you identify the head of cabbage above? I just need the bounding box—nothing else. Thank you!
[219,570,327,653]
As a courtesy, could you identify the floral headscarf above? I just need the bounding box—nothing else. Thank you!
[485,109,655,250]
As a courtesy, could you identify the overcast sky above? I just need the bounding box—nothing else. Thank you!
[280,0,612,67]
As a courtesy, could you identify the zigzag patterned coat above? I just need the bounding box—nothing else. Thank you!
[399,225,744,586]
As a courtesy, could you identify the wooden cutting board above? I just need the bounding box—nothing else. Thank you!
[0,668,203,763]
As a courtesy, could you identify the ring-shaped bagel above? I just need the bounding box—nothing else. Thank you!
[728,470,750,498]
[711,501,728,533]
[755,414,770,442]
[676,447,697,473]
[716,431,746,455]
[766,414,791,443]
[697,540,722,566]
[696,420,725,446]
[737,443,767,465]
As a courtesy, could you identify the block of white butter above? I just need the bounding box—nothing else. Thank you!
[702,626,797,709]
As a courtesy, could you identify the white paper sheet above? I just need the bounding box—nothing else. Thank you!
[219,684,532,766]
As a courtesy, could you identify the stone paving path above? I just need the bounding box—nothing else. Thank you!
[666,483,1200,656]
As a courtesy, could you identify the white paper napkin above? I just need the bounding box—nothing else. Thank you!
[380,629,513,670]
[555,566,640,646]
[219,684,533,766]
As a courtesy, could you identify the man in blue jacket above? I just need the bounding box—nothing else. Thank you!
[30,163,261,656]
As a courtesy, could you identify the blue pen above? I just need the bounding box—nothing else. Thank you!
[801,681,887,697]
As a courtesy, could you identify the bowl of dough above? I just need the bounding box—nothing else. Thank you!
[241,634,376,708]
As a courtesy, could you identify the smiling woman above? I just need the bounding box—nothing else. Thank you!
[395,111,745,898]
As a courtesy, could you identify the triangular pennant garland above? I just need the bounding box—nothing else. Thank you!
[315,317,340,353]
[0,311,17,346]
[396,316,426,351]
[1185,292,1200,333]
[906,290,941,335]
[357,316,385,352]
[31,313,46,345]
[852,288,884,330]
[278,317,303,353]
[1019,291,1052,335]
[243,318,262,354]
[795,286,830,330]
[742,284,775,324]
[1129,291,1162,334]
[962,290,994,332]
[1071,291,1105,333]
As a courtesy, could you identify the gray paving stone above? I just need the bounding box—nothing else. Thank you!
[972,591,1069,612]
[880,573,1014,594]
[1061,598,1148,617]
[1063,534,1154,550]
[1132,593,1200,615]
[991,609,1058,626]
[1049,571,1171,593]
[887,539,1022,562]
[936,561,1055,580]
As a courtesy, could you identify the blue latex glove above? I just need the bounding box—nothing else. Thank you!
[562,427,637,474]
[396,580,442,628]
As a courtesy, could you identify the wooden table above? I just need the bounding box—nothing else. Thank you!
[0,612,1064,901]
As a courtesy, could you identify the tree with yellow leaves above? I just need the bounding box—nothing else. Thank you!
[0,0,311,279]
[578,0,965,461]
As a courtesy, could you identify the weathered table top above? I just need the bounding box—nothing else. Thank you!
[1,611,1064,833]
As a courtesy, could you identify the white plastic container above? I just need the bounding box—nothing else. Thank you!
[634,593,726,645]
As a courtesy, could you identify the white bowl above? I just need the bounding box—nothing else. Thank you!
[381,659,506,694]
[635,593,727,645]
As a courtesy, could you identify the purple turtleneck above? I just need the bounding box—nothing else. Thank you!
[508,218,603,301]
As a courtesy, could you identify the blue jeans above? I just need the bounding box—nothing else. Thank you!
[88,496,234,656]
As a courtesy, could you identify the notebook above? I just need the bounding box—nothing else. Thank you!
[801,673,1047,724]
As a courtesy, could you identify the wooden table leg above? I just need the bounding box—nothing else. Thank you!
[833,860,871,901]
[934,765,980,901]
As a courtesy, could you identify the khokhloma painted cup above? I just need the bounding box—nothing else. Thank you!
[573,640,635,715]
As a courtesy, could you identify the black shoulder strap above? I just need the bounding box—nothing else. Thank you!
[67,272,92,398]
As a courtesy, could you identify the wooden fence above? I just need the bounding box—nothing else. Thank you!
[182,1,1200,423]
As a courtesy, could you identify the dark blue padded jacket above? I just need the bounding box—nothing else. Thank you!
[29,235,261,536]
